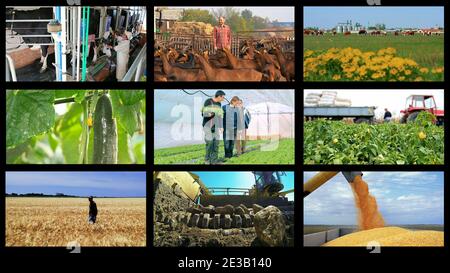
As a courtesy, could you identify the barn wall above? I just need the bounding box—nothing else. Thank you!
[9,46,54,69]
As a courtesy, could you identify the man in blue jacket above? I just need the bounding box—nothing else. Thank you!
[222,96,240,158]
[236,99,251,155]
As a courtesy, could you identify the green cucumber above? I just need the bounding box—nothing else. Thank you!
[93,94,118,164]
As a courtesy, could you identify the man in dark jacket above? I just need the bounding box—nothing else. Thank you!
[88,196,98,224]
[202,90,225,164]
[384,108,392,123]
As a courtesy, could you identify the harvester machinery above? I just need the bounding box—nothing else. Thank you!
[153,171,294,230]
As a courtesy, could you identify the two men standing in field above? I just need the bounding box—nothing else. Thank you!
[202,91,252,164]
[88,196,98,224]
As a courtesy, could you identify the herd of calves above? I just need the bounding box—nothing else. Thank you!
[154,41,295,82]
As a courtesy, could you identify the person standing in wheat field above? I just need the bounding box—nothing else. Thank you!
[88,196,98,224]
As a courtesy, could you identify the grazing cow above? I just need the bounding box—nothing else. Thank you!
[315,30,324,36]
[344,31,351,36]
[370,30,381,36]
[403,31,415,36]
[419,29,441,36]
[303,30,313,35]
[332,31,337,36]
[358,29,367,35]
[394,31,400,36]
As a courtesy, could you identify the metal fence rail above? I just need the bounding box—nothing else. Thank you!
[122,43,147,82]
[155,30,295,56]
[6,8,54,47]
[5,54,17,82]
[6,34,52,37]
[208,187,251,195]
[6,19,53,22]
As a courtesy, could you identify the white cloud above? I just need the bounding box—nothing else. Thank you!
[397,194,423,201]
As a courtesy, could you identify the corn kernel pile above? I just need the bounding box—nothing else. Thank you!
[323,227,444,247]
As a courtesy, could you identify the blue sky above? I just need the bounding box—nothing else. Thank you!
[194,171,294,201]
[304,172,443,225]
[304,7,444,29]
[6,172,146,197]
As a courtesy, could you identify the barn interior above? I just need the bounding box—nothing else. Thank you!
[6,6,147,82]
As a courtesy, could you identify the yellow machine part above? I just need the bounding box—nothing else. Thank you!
[154,171,207,201]
[303,172,339,198]
[278,189,294,197]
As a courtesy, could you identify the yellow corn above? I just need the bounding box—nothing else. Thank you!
[323,227,444,247]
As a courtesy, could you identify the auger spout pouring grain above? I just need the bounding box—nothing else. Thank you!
[303,171,385,231]
[304,172,444,247]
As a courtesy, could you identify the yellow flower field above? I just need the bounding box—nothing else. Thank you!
[304,47,444,81]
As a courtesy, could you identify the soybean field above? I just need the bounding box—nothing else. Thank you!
[303,113,444,165]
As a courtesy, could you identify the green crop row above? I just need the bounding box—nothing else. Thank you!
[304,116,444,165]
[154,139,295,165]
[224,139,295,164]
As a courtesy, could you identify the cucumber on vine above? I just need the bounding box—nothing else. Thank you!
[93,95,118,164]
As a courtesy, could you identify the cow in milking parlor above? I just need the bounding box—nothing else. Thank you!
[6,7,53,73]
[6,6,101,77]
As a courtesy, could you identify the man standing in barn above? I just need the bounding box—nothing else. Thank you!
[202,90,226,164]
[88,196,98,224]
[213,16,232,51]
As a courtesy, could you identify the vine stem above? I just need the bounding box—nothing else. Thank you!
[78,100,90,164]
[54,95,92,105]
[54,91,107,104]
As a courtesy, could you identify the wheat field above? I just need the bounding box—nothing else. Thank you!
[6,197,146,247]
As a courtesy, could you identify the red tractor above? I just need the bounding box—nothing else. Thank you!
[400,95,444,125]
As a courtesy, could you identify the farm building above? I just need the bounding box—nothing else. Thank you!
[5,6,147,82]
[153,7,183,33]
[335,20,365,33]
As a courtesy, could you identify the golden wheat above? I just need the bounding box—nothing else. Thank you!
[6,197,146,247]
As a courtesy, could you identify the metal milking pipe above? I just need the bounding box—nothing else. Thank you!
[72,7,76,80]
[76,6,81,81]
[61,6,67,81]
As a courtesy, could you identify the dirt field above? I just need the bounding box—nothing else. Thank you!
[6,197,146,247]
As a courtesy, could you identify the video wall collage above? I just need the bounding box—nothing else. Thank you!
[1,0,448,267]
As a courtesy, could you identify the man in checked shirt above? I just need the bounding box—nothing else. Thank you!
[213,16,232,51]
